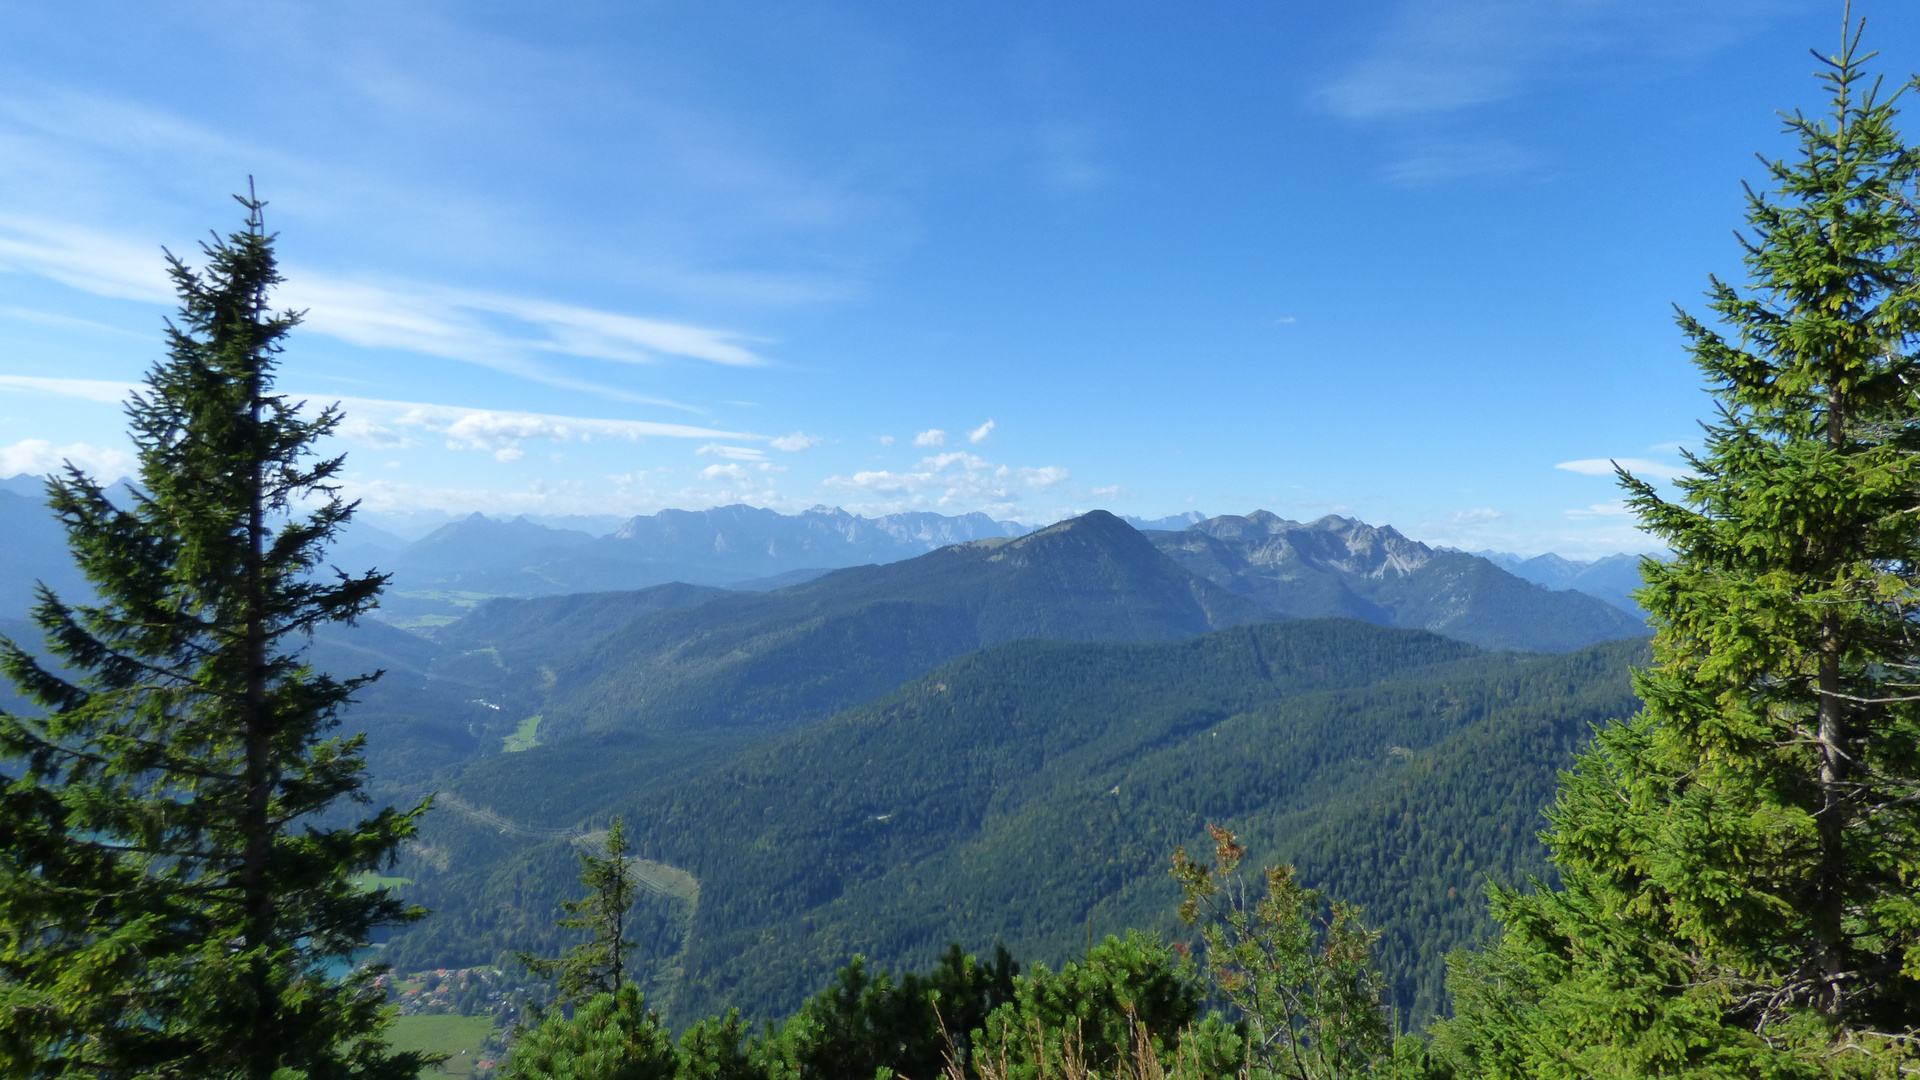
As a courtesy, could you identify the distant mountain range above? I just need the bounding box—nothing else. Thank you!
[1473,549,1651,617]
[1143,513,1646,651]
[0,473,1653,641]
[372,504,1037,621]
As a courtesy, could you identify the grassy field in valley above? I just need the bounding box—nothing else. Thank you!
[387,1015,495,1077]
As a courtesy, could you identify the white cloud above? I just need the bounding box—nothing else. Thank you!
[1448,508,1503,526]
[1566,501,1634,520]
[700,462,750,482]
[0,439,134,479]
[0,374,140,403]
[770,431,821,452]
[288,277,766,369]
[1555,457,1688,482]
[1019,465,1068,488]
[0,381,759,460]
[697,443,767,461]
[339,397,750,455]
[0,304,148,338]
[913,429,946,447]
[967,419,995,445]
[878,435,895,447]
[339,471,813,520]
[824,450,1068,511]
[0,213,173,303]
[0,214,772,402]
[282,275,766,403]
[494,447,524,462]
[922,451,992,472]
[336,415,413,449]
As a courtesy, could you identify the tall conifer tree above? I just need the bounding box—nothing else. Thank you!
[0,192,430,1078]
[1436,24,1920,1078]
[520,817,642,1009]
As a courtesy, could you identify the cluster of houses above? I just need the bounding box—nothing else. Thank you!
[372,965,524,1018]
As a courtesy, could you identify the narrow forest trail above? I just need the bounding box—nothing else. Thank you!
[432,792,581,841]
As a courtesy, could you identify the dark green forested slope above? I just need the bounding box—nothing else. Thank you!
[528,510,1267,739]
[385,620,1644,1029]
[431,582,733,691]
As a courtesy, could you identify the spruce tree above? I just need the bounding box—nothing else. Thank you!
[1435,25,1920,1077]
[521,817,642,1007]
[0,192,430,1078]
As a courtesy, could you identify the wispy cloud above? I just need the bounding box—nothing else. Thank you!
[337,416,413,449]
[1556,457,1688,482]
[696,443,767,461]
[1381,137,1537,186]
[1317,0,1781,121]
[1036,122,1105,193]
[967,419,995,445]
[1566,500,1634,519]
[1408,506,1512,551]
[291,274,767,369]
[0,377,758,454]
[913,428,946,447]
[0,213,770,402]
[341,397,751,454]
[0,374,140,403]
[0,438,134,479]
[0,213,172,302]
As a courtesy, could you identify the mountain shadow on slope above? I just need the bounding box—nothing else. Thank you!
[1144,512,1645,651]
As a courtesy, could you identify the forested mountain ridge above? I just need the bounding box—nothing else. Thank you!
[384,620,1647,1029]
[1144,511,1646,650]
[461,510,1270,740]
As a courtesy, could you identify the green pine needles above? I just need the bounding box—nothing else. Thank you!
[520,818,644,1009]
[1436,22,1920,1079]
[0,192,431,1078]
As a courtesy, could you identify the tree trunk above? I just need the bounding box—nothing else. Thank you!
[243,383,276,1080]
[1813,390,1849,1014]
[1815,633,1848,1014]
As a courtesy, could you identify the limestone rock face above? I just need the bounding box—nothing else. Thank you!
[1142,513,1645,652]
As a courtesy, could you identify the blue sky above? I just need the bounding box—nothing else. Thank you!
[0,1,1913,556]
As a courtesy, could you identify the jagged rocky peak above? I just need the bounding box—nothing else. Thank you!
[1186,512,1434,580]
[1299,516,1434,579]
